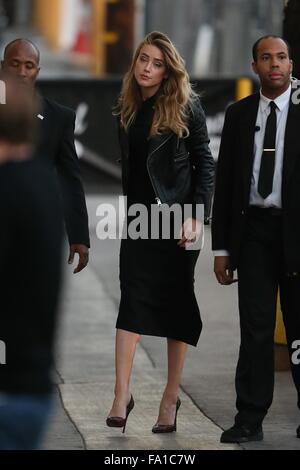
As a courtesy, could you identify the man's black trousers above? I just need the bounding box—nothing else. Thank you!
[235,207,300,426]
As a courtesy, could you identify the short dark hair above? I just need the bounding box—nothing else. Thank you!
[252,35,291,62]
[4,38,40,64]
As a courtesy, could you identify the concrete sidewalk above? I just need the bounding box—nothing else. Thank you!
[43,195,300,450]
[44,263,237,450]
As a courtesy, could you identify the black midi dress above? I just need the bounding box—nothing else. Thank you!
[116,95,202,346]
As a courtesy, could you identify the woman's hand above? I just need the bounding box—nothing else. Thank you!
[177,217,202,249]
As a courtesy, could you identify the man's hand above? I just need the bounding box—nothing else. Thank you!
[214,256,236,285]
[177,217,202,249]
[68,244,89,274]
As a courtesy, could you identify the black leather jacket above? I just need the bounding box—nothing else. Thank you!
[118,98,215,216]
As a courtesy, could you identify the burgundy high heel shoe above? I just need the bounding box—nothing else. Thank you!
[152,397,181,433]
[106,395,134,433]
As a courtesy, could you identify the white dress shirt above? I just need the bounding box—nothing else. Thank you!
[214,84,291,257]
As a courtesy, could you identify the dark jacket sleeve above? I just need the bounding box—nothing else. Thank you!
[211,104,236,251]
[55,108,90,247]
[186,98,215,219]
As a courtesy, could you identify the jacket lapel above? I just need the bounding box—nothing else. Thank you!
[148,133,173,158]
[282,95,300,190]
[36,96,49,135]
[119,118,173,161]
[239,93,260,205]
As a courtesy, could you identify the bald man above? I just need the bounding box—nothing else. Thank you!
[1,38,90,273]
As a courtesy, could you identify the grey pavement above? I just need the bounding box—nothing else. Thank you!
[43,194,300,450]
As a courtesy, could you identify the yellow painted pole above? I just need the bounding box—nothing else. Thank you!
[275,301,287,344]
[33,0,62,50]
[32,0,43,31]
[92,0,107,76]
[91,0,121,76]
[274,294,289,370]
[235,77,253,101]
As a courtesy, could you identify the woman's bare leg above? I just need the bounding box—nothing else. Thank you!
[155,339,188,425]
[108,328,140,418]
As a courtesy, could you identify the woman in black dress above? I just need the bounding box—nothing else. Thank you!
[106,31,214,433]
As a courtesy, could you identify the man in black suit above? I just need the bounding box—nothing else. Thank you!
[1,38,90,273]
[212,36,300,442]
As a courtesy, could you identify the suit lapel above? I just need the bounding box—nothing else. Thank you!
[239,93,260,204]
[34,97,55,159]
[36,97,48,132]
[36,97,47,148]
[282,95,300,189]
[37,94,46,119]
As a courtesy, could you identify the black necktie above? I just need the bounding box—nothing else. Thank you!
[258,101,277,199]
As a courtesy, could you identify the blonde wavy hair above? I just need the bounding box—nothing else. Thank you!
[116,31,198,138]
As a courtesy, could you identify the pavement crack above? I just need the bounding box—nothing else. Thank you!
[179,384,242,449]
[56,384,87,450]
[54,365,65,384]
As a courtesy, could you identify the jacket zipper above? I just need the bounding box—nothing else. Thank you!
[147,135,172,205]
[174,153,189,162]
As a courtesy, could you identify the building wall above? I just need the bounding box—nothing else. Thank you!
[146,0,285,77]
